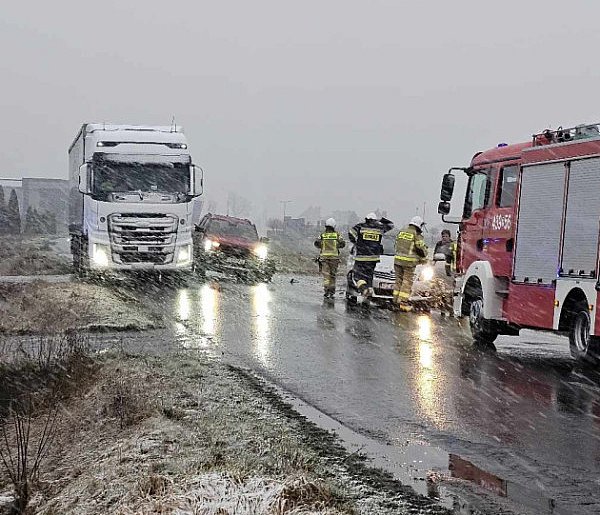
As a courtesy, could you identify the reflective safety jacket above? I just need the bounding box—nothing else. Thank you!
[314,230,346,259]
[395,224,428,266]
[349,219,394,262]
[434,239,457,275]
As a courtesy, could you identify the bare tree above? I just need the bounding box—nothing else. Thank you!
[0,397,59,513]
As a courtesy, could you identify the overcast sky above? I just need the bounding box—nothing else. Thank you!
[2,0,600,226]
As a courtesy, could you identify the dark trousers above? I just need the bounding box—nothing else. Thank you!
[350,261,377,293]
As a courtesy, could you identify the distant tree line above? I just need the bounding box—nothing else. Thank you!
[0,185,57,235]
[0,185,21,235]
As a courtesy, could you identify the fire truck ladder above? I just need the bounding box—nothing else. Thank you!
[533,123,600,146]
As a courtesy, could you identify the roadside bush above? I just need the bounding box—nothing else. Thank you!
[0,333,91,514]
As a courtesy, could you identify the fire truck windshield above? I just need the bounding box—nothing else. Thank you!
[463,172,489,218]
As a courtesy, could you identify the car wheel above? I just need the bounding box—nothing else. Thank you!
[569,303,600,364]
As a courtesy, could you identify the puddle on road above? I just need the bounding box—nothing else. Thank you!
[269,380,569,515]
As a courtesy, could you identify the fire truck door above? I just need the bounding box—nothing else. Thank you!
[459,169,492,269]
[482,164,518,278]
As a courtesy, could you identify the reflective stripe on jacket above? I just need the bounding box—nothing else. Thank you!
[395,225,428,265]
[315,231,345,258]
[451,241,457,272]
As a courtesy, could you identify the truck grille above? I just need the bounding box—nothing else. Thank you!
[374,270,395,281]
[108,213,178,265]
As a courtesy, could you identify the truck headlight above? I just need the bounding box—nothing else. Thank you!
[421,265,434,282]
[92,244,110,267]
[177,245,192,264]
[203,239,220,252]
[253,244,268,261]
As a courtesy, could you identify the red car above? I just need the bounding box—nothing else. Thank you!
[193,214,275,282]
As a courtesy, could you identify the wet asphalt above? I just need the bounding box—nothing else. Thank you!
[129,274,600,515]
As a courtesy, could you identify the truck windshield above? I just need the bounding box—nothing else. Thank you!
[92,160,190,198]
[208,220,258,240]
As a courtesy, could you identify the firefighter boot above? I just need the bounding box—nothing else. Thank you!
[396,302,413,313]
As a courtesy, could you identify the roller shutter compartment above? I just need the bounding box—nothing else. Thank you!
[513,162,566,284]
[561,157,600,277]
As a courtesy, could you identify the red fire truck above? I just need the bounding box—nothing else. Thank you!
[438,123,600,364]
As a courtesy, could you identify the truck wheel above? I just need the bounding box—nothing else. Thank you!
[469,297,498,345]
[76,242,89,279]
[569,303,599,364]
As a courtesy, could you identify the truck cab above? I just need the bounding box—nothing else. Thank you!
[69,124,203,276]
[458,143,527,280]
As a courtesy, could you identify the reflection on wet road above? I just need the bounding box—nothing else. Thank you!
[141,275,600,514]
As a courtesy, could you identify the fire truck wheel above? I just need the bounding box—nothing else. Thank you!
[469,297,498,345]
[569,304,599,364]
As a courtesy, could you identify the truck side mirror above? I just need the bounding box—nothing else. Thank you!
[192,164,204,196]
[440,173,455,201]
[78,163,90,194]
[438,201,451,215]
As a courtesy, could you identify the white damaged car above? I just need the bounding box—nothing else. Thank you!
[346,233,449,309]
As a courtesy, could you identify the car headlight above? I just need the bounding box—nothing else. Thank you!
[92,244,110,267]
[420,265,434,282]
[203,239,220,252]
[177,244,192,264]
[253,244,268,260]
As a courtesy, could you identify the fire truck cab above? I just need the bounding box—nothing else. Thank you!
[439,123,600,364]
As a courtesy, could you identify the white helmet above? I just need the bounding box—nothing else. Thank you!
[410,215,425,228]
[325,217,336,228]
[365,212,377,220]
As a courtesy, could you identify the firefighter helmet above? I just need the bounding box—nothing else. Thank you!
[365,212,377,220]
[410,215,425,228]
[325,217,336,228]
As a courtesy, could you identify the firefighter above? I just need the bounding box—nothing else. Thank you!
[433,229,457,315]
[434,229,454,276]
[314,218,346,298]
[348,212,394,299]
[394,216,428,312]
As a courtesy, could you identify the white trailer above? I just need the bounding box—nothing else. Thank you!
[68,124,203,276]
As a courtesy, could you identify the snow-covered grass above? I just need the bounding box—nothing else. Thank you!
[0,338,453,515]
[13,352,355,514]
[269,238,320,276]
[0,237,71,277]
[3,349,447,515]
[0,282,159,334]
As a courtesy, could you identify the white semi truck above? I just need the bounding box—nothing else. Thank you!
[68,124,203,276]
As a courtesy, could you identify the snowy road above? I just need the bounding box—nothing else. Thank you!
[126,274,600,515]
